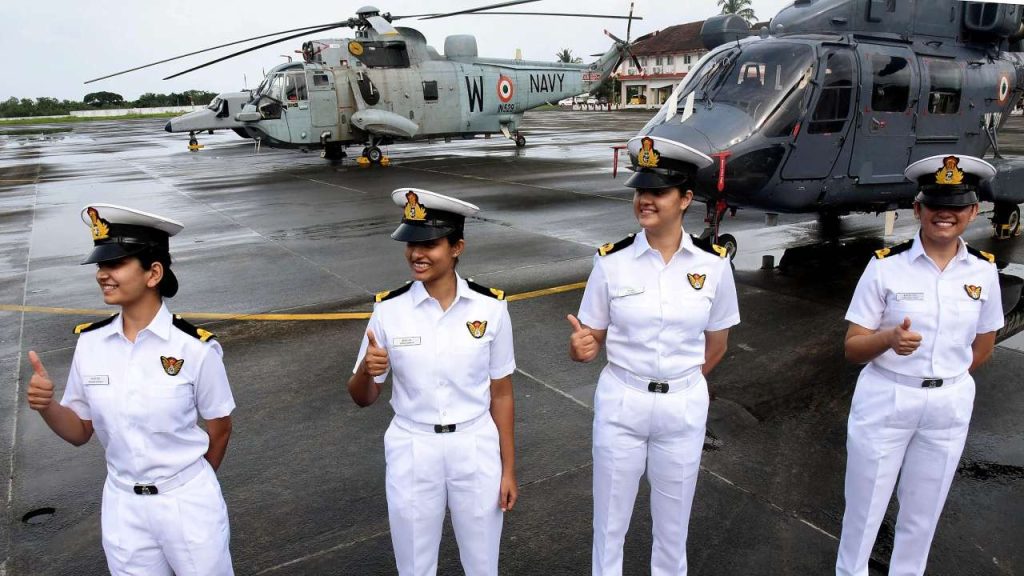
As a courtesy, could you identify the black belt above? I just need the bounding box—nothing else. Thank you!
[434,424,457,434]
[133,484,159,495]
[921,379,943,388]
[648,381,670,394]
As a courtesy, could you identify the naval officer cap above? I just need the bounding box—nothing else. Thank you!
[904,154,996,207]
[624,135,715,190]
[81,204,184,295]
[390,188,480,242]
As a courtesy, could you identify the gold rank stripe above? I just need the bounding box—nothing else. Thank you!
[0,281,589,320]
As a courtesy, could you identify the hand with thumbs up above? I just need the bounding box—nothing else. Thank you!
[362,329,390,377]
[568,314,600,362]
[27,350,55,412]
[889,317,923,356]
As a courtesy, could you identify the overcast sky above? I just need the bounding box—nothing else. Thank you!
[3,0,793,101]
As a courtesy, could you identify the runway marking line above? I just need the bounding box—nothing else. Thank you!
[0,281,588,321]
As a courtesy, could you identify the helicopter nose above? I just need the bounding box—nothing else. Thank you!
[164,121,172,133]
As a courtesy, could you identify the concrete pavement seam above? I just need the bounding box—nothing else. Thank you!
[252,529,392,574]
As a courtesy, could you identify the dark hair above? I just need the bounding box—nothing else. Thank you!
[136,247,178,298]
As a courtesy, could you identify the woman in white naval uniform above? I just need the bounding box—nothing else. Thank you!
[569,136,740,576]
[348,188,517,576]
[836,155,1004,576]
[25,204,236,575]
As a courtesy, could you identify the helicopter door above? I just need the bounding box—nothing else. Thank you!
[282,71,311,144]
[781,49,856,180]
[915,58,964,153]
[849,46,919,184]
[309,71,339,130]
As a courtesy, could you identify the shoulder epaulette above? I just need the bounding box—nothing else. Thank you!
[598,234,636,257]
[966,245,996,264]
[375,281,412,303]
[172,315,216,342]
[691,235,728,258]
[466,279,505,300]
[874,239,913,260]
[73,314,118,335]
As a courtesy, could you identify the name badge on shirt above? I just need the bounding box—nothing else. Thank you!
[895,292,924,302]
[614,286,645,298]
[84,375,110,386]
[392,336,422,347]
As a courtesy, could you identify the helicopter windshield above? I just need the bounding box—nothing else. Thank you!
[207,97,223,111]
[257,74,286,101]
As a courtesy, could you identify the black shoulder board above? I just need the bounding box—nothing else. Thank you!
[691,235,728,258]
[966,245,996,264]
[375,282,412,303]
[172,315,216,342]
[467,279,505,300]
[874,239,913,260]
[597,234,636,257]
[73,314,118,335]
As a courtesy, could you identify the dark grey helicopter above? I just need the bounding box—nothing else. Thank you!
[634,0,1024,256]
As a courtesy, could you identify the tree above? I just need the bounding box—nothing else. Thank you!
[717,0,756,23]
[83,91,125,108]
[555,48,583,64]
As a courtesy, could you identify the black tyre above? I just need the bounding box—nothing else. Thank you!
[717,233,738,260]
[366,146,383,163]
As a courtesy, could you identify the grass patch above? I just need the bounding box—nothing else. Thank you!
[0,112,180,126]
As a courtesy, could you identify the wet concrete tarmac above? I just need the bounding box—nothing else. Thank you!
[1,110,1022,575]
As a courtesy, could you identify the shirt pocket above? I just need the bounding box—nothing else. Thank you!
[450,337,490,383]
[84,385,117,431]
[138,384,195,433]
[954,299,983,344]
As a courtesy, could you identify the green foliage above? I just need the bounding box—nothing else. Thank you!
[555,48,583,64]
[717,0,756,22]
[1,90,220,118]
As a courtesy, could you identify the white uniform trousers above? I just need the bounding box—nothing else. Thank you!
[101,458,233,576]
[385,413,504,576]
[836,365,975,576]
[592,364,709,576]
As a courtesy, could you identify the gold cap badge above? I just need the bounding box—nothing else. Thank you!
[636,137,660,168]
[403,191,427,221]
[87,207,110,241]
[466,320,488,338]
[935,155,964,186]
[964,284,982,300]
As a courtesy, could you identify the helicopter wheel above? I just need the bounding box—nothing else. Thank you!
[514,133,526,148]
[365,146,383,164]
[717,233,738,260]
[992,203,1021,240]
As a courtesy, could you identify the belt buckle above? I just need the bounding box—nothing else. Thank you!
[921,378,943,388]
[434,424,456,434]
[648,381,670,394]
[133,484,159,495]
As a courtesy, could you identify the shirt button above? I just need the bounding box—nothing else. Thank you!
[442,411,448,417]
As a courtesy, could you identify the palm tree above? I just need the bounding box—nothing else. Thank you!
[717,0,756,23]
[555,48,583,64]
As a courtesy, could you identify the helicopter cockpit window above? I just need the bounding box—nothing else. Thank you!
[284,72,308,102]
[809,52,855,134]
[925,59,962,115]
[870,55,910,112]
[313,73,330,87]
[357,41,410,69]
[207,97,223,112]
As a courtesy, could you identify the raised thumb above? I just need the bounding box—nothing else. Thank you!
[366,329,380,349]
[901,317,912,331]
[566,314,583,333]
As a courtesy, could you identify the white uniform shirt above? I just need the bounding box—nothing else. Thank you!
[353,275,516,425]
[61,304,235,484]
[846,234,1004,378]
[577,230,740,379]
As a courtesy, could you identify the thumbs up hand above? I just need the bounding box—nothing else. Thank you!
[27,351,55,412]
[889,316,923,356]
[567,314,599,362]
[362,330,390,377]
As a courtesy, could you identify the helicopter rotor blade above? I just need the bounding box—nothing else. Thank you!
[427,11,641,20]
[366,14,400,35]
[162,22,348,80]
[84,22,345,84]
[626,1,635,43]
[417,0,541,20]
[604,29,626,45]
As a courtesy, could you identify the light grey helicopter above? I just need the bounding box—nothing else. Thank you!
[633,0,1024,256]
[88,1,643,164]
[164,91,255,147]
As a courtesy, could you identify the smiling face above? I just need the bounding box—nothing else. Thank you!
[405,236,464,283]
[95,256,162,306]
[914,201,978,245]
[633,186,693,233]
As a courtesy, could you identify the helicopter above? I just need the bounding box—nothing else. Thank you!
[630,0,1024,256]
[88,1,644,164]
[164,91,255,148]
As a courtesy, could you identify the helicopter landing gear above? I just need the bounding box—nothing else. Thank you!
[187,131,203,151]
[701,199,737,259]
[363,145,383,164]
[992,202,1022,240]
[321,143,346,161]
[514,132,526,148]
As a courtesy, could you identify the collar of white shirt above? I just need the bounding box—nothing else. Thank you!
[102,303,174,341]
[907,231,969,264]
[408,273,472,308]
[632,228,700,259]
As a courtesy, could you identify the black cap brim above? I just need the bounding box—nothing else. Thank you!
[915,189,978,207]
[391,222,456,242]
[81,242,148,265]
[624,169,688,190]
